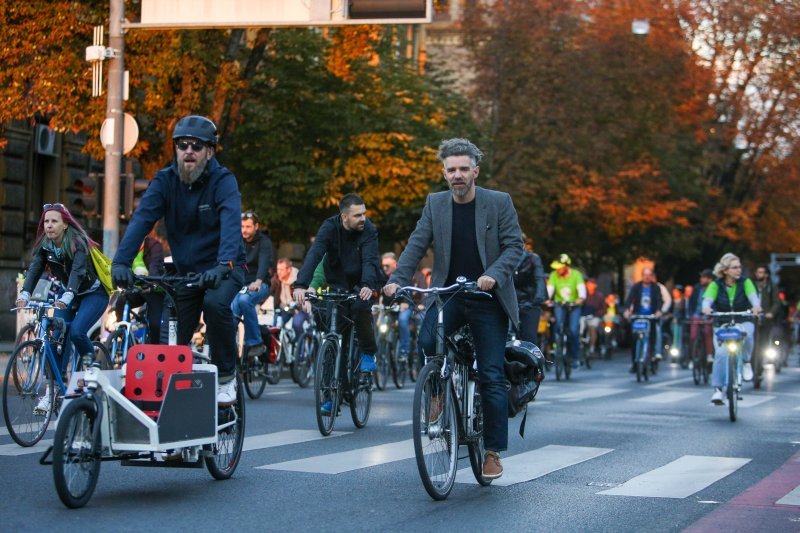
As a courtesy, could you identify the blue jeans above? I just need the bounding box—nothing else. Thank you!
[711,321,754,389]
[418,296,509,453]
[231,284,270,347]
[51,286,109,375]
[397,306,416,355]
[554,304,581,362]
[278,308,308,340]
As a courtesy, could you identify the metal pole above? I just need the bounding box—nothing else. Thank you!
[103,0,124,257]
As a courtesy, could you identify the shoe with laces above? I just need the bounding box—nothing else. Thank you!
[742,363,754,382]
[216,379,237,406]
[320,400,333,416]
[33,386,52,415]
[711,388,724,405]
[482,450,503,479]
[360,354,377,373]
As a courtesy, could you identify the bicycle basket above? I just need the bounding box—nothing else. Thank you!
[632,319,650,332]
[715,327,743,342]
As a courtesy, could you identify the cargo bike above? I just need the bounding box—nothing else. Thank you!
[40,275,245,508]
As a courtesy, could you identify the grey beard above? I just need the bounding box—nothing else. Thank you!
[179,158,207,184]
[450,182,472,198]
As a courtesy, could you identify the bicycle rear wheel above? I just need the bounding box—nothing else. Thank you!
[3,341,54,447]
[635,338,644,383]
[314,339,339,436]
[374,339,390,391]
[104,329,129,368]
[52,396,101,508]
[292,332,318,388]
[413,362,458,501]
[392,337,408,389]
[467,385,492,487]
[205,375,245,479]
[349,372,372,429]
[690,335,703,385]
[266,343,285,385]
[89,341,112,370]
[554,336,564,381]
[242,352,268,399]
[728,354,738,422]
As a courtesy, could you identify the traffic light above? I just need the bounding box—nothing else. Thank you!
[64,170,101,217]
[121,173,150,219]
[81,172,101,214]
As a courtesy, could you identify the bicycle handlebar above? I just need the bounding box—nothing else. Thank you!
[707,311,760,317]
[630,314,658,320]
[395,277,493,300]
[305,290,360,303]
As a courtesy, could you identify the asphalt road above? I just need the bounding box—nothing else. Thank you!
[2,352,800,532]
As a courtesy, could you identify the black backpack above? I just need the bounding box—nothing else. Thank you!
[505,340,545,437]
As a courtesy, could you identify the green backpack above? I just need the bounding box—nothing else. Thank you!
[89,246,115,295]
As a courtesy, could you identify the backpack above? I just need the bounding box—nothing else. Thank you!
[89,247,115,296]
[505,339,545,437]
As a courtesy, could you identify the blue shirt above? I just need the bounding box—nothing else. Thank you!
[640,285,653,315]
[114,158,246,275]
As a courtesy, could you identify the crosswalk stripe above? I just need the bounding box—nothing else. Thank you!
[738,395,775,408]
[456,445,613,487]
[388,420,413,427]
[635,391,701,404]
[0,419,58,437]
[263,391,292,396]
[0,439,52,456]
[644,376,695,389]
[243,429,348,452]
[256,439,415,474]
[549,388,626,401]
[599,455,750,498]
[776,484,800,506]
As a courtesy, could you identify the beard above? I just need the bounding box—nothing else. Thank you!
[449,178,474,198]
[179,157,208,184]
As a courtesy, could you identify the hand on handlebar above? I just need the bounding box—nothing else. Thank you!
[751,305,763,314]
[15,291,30,308]
[477,275,496,291]
[383,283,399,298]
[112,263,135,289]
[358,286,373,301]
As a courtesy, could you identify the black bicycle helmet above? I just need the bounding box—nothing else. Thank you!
[172,115,218,145]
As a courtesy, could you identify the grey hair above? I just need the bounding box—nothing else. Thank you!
[381,252,397,261]
[437,138,483,166]
[713,253,739,279]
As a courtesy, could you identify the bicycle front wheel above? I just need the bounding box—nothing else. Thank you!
[242,352,268,399]
[555,336,565,381]
[728,354,738,422]
[392,337,407,389]
[349,371,372,429]
[467,386,492,487]
[3,341,53,447]
[374,339,389,391]
[52,396,101,508]
[691,335,703,385]
[413,362,459,501]
[266,344,285,385]
[205,375,245,479]
[292,333,317,388]
[314,339,339,436]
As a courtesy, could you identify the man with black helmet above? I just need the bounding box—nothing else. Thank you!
[112,115,246,406]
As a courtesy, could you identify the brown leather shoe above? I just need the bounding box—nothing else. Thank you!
[482,450,503,479]
[428,395,443,423]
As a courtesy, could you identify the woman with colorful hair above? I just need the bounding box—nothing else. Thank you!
[14,203,110,413]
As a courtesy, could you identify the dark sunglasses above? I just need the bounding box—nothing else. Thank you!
[241,212,258,221]
[175,139,207,152]
[43,203,66,210]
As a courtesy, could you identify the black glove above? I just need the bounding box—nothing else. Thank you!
[200,265,231,290]
[112,263,134,289]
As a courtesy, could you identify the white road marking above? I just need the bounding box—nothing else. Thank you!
[0,439,52,456]
[738,395,776,408]
[456,444,613,487]
[256,439,415,474]
[634,391,701,404]
[599,455,750,498]
[388,420,413,427]
[549,388,627,401]
[243,429,348,452]
[777,484,800,506]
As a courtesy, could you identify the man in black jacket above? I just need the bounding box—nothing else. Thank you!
[232,212,273,358]
[513,238,547,345]
[293,194,381,396]
[623,267,663,370]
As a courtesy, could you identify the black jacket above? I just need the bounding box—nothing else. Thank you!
[295,215,381,292]
[244,231,273,284]
[23,238,98,295]
[625,282,663,315]
[513,251,547,309]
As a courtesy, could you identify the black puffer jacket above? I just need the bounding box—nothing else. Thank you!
[22,238,99,295]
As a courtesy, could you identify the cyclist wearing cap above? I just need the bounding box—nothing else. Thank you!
[231,212,273,359]
[547,254,586,369]
[112,115,247,406]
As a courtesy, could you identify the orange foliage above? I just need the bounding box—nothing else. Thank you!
[325,26,382,81]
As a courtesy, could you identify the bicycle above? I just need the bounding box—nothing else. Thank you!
[104,291,149,368]
[688,317,712,385]
[43,274,245,508]
[710,311,757,422]
[307,290,373,436]
[237,316,269,399]
[4,285,111,447]
[374,302,409,389]
[552,302,580,381]
[407,304,424,383]
[292,311,319,388]
[630,314,657,383]
[265,303,303,385]
[397,277,493,500]
[578,316,596,369]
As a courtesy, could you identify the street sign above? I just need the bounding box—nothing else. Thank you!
[100,113,139,154]
[127,0,432,29]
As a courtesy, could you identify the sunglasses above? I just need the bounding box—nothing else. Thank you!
[43,203,66,210]
[242,212,258,221]
[175,139,207,152]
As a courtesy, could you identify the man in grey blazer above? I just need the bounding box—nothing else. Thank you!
[384,138,523,479]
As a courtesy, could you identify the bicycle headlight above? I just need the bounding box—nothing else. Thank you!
[726,341,738,353]
[604,326,612,333]
[765,347,777,361]
[379,323,389,334]
[669,347,679,357]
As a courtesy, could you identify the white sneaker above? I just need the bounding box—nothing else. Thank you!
[742,363,753,382]
[217,379,237,406]
[706,354,714,364]
[654,353,663,361]
[711,388,724,405]
[33,386,52,415]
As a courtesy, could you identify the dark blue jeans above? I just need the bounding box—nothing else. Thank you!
[418,296,509,453]
[52,286,109,375]
[554,304,581,361]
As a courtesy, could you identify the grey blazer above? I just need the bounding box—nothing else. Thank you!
[389,186,523,325]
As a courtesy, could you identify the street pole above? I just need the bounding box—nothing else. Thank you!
[102,0,124,257]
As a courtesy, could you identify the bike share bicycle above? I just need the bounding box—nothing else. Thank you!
[687,317,712,385]
[307,290,373,436]
[709,311,758,422]
[630,314,657,383]
[39,275,245,508]
[552,302,580,381]
[4,280,110,447]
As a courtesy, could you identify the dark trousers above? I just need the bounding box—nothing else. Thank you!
[51,286,109,375]
[165,267,244,381]
[518,305,542,346]
[116,291,164,344]
[314,299,377,355]
[418,296,509,453]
